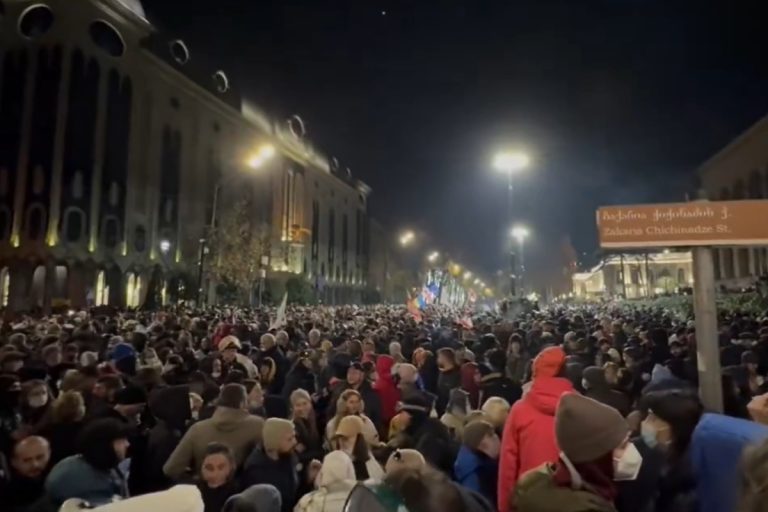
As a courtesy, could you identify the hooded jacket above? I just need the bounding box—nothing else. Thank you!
[295,451,357,512]
[163,407,264,481]
[691,413,768,512]
[46,455,128,507]
[498,376,574,512]
[373,355,400,426]
[454,445,498,505]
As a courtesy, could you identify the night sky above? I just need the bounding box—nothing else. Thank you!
[142,0,768,290]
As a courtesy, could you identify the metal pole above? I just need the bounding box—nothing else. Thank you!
[692,246,724,413]
[507,172,517,297]
[518,238,525,295]
[199,182,221,307]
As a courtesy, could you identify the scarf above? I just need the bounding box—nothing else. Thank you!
[552,452,617,504]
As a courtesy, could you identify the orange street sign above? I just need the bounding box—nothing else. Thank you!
[597,200,768,248]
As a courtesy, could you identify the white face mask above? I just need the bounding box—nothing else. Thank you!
[613,442,643,481]
[29,395,48,408]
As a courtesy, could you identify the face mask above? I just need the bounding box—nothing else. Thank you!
[191,410,199,421]
[212,371,221,379]
[614,442,643,481]
[581,379,590,390]
[641,421,659,449]
[29,395,48,408]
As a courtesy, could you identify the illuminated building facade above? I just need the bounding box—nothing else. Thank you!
[0,0,370,310]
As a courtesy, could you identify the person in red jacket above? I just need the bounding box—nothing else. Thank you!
[373,355,400,433]
[497,345,573,512]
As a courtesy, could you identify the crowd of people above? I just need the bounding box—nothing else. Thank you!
[2,302,768,512]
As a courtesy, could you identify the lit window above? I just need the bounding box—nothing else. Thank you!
[95,270,109,306]
[0,268,9,307]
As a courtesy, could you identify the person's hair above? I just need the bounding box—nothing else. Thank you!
[334,389,363,422]
[78,418,128,471]
[96,375,123,392]
[384,467,465,512]
[290,389,319,441]
[218,383,247,409]
[646,391,703,460]
[52,391,85,423]
[462,419,495,449]
[437,348,457,367]
[739,437,768,512]
[201,442,235,478]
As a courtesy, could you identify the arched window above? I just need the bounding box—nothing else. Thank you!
[24,204,47,240]
[62,207,86,243]
[101,216,120,249]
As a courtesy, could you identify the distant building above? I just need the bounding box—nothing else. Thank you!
[0,0,371,310]
[573,251,693,300]
[698,115,768,289]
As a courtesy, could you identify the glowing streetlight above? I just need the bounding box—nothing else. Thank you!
[427,251,440,263]
[493,151,530,174]
[159,239,171,254]
[247,143,276,169]
[511,225,530,243]
[399,230,415,247]
[463,271,473,280]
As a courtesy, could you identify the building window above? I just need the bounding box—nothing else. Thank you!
[95,270,109,306]
[169,39,190,65]
[126,272,142,308]
[133,225,146,252]
[62,207,85,243]
[328,208,335,263]
[0,207,10,241]
[24,204,46,241]
[677,268,686,284]
[101,216,120,249]
[18,4,54,39]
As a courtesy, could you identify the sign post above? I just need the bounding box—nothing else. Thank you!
[596,200,768,413]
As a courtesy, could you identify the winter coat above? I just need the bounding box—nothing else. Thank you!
[584,386,631,418]
[403,415,457,475]
[260,346,289,394]
[498,376,574,512]
[295,480,356,512]
[45,455,128,507]
[478,373,522,407]
[1,467,48,512]
[653,449,697,512]
[372,356,400,427]
[145,385,191,493]
[506,353,530,383]
[454,445,498,506]
[691,413,768,512]
[436,367,462,415]
[242,446,300,512]
[70,485,204,512]
[615,438,664,512]
[282,364,317,399]
[38,420,83,466]
[514,463,616,512]
[164,407,264,481]
[198,480,239,512]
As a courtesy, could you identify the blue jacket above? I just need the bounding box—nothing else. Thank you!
[691,413,768,512]
[45,455,128,506]
[454,445,498,504]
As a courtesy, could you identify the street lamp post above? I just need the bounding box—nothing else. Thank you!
[493,150,530,297]
[512,225,530,295]
[197,143,275,306]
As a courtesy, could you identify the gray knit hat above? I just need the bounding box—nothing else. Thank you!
[262,418,295,452]
[555,393,628,463]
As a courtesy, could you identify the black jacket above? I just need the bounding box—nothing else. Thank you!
[478,373,522,406]
[585,386,631,418]
[616,438,664,512]
[260,347,289,395]
[281,364,316,399]
[242,446,301,512]
[436,367,461,416]
[404,414,457,476]
[143,386,191,493]
[38,421,83,466]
